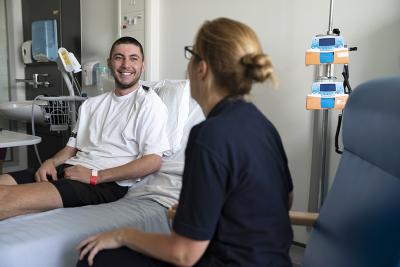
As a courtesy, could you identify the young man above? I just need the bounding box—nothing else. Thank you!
[0,37,170,220]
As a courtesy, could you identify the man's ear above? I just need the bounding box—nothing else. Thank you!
[107,58,111,68]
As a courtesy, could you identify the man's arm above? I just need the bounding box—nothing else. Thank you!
[63,154,162,184]
[49,146,79,167]
[35,146,78,182]
[98,154,162,183]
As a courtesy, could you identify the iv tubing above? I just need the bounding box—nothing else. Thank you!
[31,95,44,165]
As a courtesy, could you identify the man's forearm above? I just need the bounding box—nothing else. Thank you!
[48,146,78,167]
[97,154,162,183]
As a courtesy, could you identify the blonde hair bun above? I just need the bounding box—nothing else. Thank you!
[241,53,275,83]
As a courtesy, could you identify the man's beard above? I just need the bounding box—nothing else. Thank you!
[114,73,141,89]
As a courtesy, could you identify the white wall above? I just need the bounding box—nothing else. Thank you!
[81,0,119,96]
[157,0,400,243]
[81,0,119,66]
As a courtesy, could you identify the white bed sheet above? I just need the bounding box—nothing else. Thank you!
[0,95,205,267]
[0,198,169,267]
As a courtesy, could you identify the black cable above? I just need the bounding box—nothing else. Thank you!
[335,112,343,154]
[335,45,357,154]
[342,64,352,94]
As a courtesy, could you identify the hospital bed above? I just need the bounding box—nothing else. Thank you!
[0,80,204,267]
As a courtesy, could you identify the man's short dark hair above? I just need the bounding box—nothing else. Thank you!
[109,36,144,60]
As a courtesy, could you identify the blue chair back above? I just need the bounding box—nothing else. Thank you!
[302,76,400,267]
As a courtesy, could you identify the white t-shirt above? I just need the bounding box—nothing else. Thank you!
[65,86,170,187]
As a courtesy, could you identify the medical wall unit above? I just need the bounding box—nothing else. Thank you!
[31,19,58,62]
[119,0,145,46]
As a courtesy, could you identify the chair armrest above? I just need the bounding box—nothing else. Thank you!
[289,211,319,227]
[169,207,318,227]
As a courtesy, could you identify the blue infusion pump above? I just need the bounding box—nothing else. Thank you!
[311,82,344,97]
[311,35,344,51]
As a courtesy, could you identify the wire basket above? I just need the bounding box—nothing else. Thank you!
[35,96,87,131]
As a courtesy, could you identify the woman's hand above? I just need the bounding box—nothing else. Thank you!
[77,229,124,266]
[64,165,91,184]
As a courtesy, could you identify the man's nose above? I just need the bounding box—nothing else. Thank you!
[121,59,130,67]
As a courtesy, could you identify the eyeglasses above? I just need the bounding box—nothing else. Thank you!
[184,46,201,60]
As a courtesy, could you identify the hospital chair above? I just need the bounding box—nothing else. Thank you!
[297,76,400,267]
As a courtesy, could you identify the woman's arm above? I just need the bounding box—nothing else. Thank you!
[78,228,209,267]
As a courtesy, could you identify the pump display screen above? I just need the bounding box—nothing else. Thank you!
[320,84,336,92]
[319,38,335,46]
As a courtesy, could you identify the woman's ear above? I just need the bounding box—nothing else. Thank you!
[197,60,208,80]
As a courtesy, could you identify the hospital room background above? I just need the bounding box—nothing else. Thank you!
[0,0,399,249]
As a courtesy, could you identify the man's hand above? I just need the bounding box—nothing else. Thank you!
[35,159,57,182]
[64,165,91,184]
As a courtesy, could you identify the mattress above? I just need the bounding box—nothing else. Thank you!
[0,198,169,267]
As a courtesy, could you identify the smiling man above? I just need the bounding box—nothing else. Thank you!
[0,37,170,220]
[108,38,144,93]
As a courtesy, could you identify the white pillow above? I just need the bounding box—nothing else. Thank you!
[141,79,190,155]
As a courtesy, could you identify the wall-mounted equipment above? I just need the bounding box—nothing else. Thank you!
[31,19,58,62]
[58,47,81,73]
[21,40,33,64]
[82,61,100,86]
[16,73,51,88]
[119,0,145,47]
[95,65,111,92]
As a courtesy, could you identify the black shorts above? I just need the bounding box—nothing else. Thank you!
[9,164,129,207]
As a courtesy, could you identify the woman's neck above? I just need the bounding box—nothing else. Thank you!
[200,89,229,116]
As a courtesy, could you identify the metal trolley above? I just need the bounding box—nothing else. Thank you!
[33,95,87,132]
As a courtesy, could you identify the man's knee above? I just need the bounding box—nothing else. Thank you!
[0,174,17,185]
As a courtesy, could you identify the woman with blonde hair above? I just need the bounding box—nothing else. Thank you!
[77,17,293,267]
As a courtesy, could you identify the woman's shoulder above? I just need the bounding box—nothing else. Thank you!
[191,102,279,144]
[189,116,230,147]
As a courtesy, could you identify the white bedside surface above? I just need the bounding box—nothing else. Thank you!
[0,130,41,148]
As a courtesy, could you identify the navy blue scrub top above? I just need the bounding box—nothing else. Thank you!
[173,97,294,267]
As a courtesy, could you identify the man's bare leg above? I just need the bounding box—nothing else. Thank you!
[0,174,18,185]
[0,182,63,220]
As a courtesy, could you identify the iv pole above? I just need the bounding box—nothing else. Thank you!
[307,0,355,210]
[319,0,335,206]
